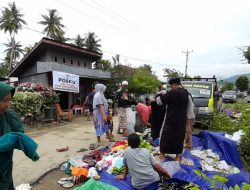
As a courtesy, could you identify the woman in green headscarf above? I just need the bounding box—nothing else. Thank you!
[0,82,24,190]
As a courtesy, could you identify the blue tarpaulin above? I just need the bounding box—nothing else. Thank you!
[98,131,249,190]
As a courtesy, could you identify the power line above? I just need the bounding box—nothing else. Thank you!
[89,0,144,32]
[23,26,44,35]
[102,50,177,67]
[182,50,193,77]
[54,0,141,39]
[86,0,180,50]
[2,24,203,69]
[56,0,180,52]
[78,0,142,33]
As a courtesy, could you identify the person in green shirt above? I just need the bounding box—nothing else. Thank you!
[0,82,25,190]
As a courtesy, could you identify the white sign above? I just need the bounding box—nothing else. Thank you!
[200,89,211,95]
[53,71,79,93]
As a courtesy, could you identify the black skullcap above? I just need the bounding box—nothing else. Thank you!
[168,77,181,84]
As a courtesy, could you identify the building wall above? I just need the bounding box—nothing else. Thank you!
[43,48,93,69]
[19,73,49,85]
[18,61,37,77]
[37,61,111,79]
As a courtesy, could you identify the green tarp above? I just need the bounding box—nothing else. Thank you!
[74,178,119,190]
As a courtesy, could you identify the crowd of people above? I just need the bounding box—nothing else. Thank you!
[86,78,195,189]
[0,77,195,190]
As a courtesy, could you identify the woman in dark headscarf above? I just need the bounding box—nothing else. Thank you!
[0,82,39,190]
[0,82,25,190]
[93,84,115,143]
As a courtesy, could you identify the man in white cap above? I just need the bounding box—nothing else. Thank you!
[116,80,130,136]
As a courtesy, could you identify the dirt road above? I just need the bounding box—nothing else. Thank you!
[13,116,120,188]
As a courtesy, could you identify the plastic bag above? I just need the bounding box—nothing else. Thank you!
[161,161,181,176]
[126,107,136,134]
[74,177,118,190]
[16,184,31,190]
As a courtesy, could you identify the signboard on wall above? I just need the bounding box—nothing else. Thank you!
[53,71,79,93]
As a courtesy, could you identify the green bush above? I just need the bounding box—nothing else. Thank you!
[238,133,250,172]
[203,112,240,134]
[17,82,59,108]
[41,90,59,108]
[10,92,43,117]
[204,102,250,172]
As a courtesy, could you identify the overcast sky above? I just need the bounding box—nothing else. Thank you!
[1,0,250,81]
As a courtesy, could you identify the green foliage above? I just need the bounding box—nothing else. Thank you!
[193,75,201,79]
[83,32,102,53]
[4,37,24,59]
[38,9,65,40]
[139,64,152,73]
[203,112,240,134]
[243,46,250,64]
[221,82,234,92]
[242,183,250,190]
[204,101,250,172]
[0,64,10,77]
[238,133,250,172]
[193,170,228,189]
[129,67,160,95]
[94,59,112,71]
[160,182,178,190]
[10,92,43,117]
[104,63,134,95]
[17,82,59,108]
[235,76,249,92]
[183,183,201,190]
[163,68,184,78]
[0,2,27,35]
[74,34,85,48]
[212,175,228,183]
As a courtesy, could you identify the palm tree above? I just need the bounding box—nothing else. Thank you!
[84,32,102,53]
[0,2,26,35]
[74,34,85,48]
[0,2,26,69]
[38,9,65,41]
[4,37,24,68]
[23,42,38,54]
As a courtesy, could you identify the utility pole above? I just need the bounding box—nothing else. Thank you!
[182,50,193,77]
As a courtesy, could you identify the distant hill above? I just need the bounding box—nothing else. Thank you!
[220,73,250,83]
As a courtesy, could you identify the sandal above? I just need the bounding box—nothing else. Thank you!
[60,176,73,181]
[56,146,69,152]
[76,147,88,153]
[89,143,99,150]
[62,181,74,188]
[58,180,69,185]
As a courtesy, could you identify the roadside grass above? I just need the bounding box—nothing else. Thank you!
[204,98,250,172]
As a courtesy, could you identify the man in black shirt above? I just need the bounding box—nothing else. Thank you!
[157,78,188,162]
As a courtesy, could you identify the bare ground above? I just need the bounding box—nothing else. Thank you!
[13,115,121,189]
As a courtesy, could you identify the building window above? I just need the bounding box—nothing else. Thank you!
[54,57,57,62]
[63,58,65,63]
[71,60,73,65]
[78,61,80,66]
[84,63,87,67]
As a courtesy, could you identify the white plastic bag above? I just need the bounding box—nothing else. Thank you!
[16,184,31,190]
[161,161,181,176]
[126,107,136,134]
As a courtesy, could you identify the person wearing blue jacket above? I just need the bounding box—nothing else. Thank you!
[0,82,39,190]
